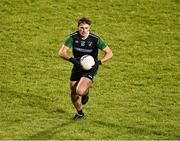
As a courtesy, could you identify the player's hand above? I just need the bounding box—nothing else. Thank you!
[91,60,102,70]
[69,57,80,67]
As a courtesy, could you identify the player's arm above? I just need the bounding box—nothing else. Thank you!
[58,44,80,66]
[58,45,71,61]
[91,45,113,70]
[97,38,113,64]
[100,46,113,64]
[59,36,73,60]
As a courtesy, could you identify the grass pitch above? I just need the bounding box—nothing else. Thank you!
[0,0,179,139]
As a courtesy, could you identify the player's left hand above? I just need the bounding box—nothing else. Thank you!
[91,60,102,70]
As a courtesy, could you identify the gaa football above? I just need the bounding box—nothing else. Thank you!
[80,55,95,70]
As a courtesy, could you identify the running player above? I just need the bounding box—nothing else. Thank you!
[59,17,113,120]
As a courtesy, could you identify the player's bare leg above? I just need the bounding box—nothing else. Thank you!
[70,78,92,120]
[70,81,84,120]
[76,77,92,105]
[76,77,92,96]
[70,77,92,108]
[70,81,82,111]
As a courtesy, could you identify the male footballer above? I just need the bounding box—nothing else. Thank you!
[59,17,113,120]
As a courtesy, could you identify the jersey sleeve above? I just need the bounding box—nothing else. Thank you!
[64,37,73,48]
[97,38,106,50]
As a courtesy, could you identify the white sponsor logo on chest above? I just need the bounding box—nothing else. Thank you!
[75,40,79,43]
[88,41,92,47]
[81,41,85,46]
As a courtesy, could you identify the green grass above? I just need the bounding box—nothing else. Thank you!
[0,0,179,139]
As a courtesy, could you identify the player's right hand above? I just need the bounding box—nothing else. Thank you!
[69,57,80,67]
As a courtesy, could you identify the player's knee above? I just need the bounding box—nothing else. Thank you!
[71,93,79,101]
[76,88,85,96]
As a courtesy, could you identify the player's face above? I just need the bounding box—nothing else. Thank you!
[78,23,90,38]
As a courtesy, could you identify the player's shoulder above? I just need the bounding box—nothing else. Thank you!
[69,31,79,37]
[89,32,100,39]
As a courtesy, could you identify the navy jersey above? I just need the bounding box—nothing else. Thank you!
[64,31,106,60]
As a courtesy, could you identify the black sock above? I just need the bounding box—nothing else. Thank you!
[78,110,84,115]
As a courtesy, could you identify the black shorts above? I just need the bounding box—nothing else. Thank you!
[70,66,98,81]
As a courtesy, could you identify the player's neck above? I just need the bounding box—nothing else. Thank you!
[81,32,89,40]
